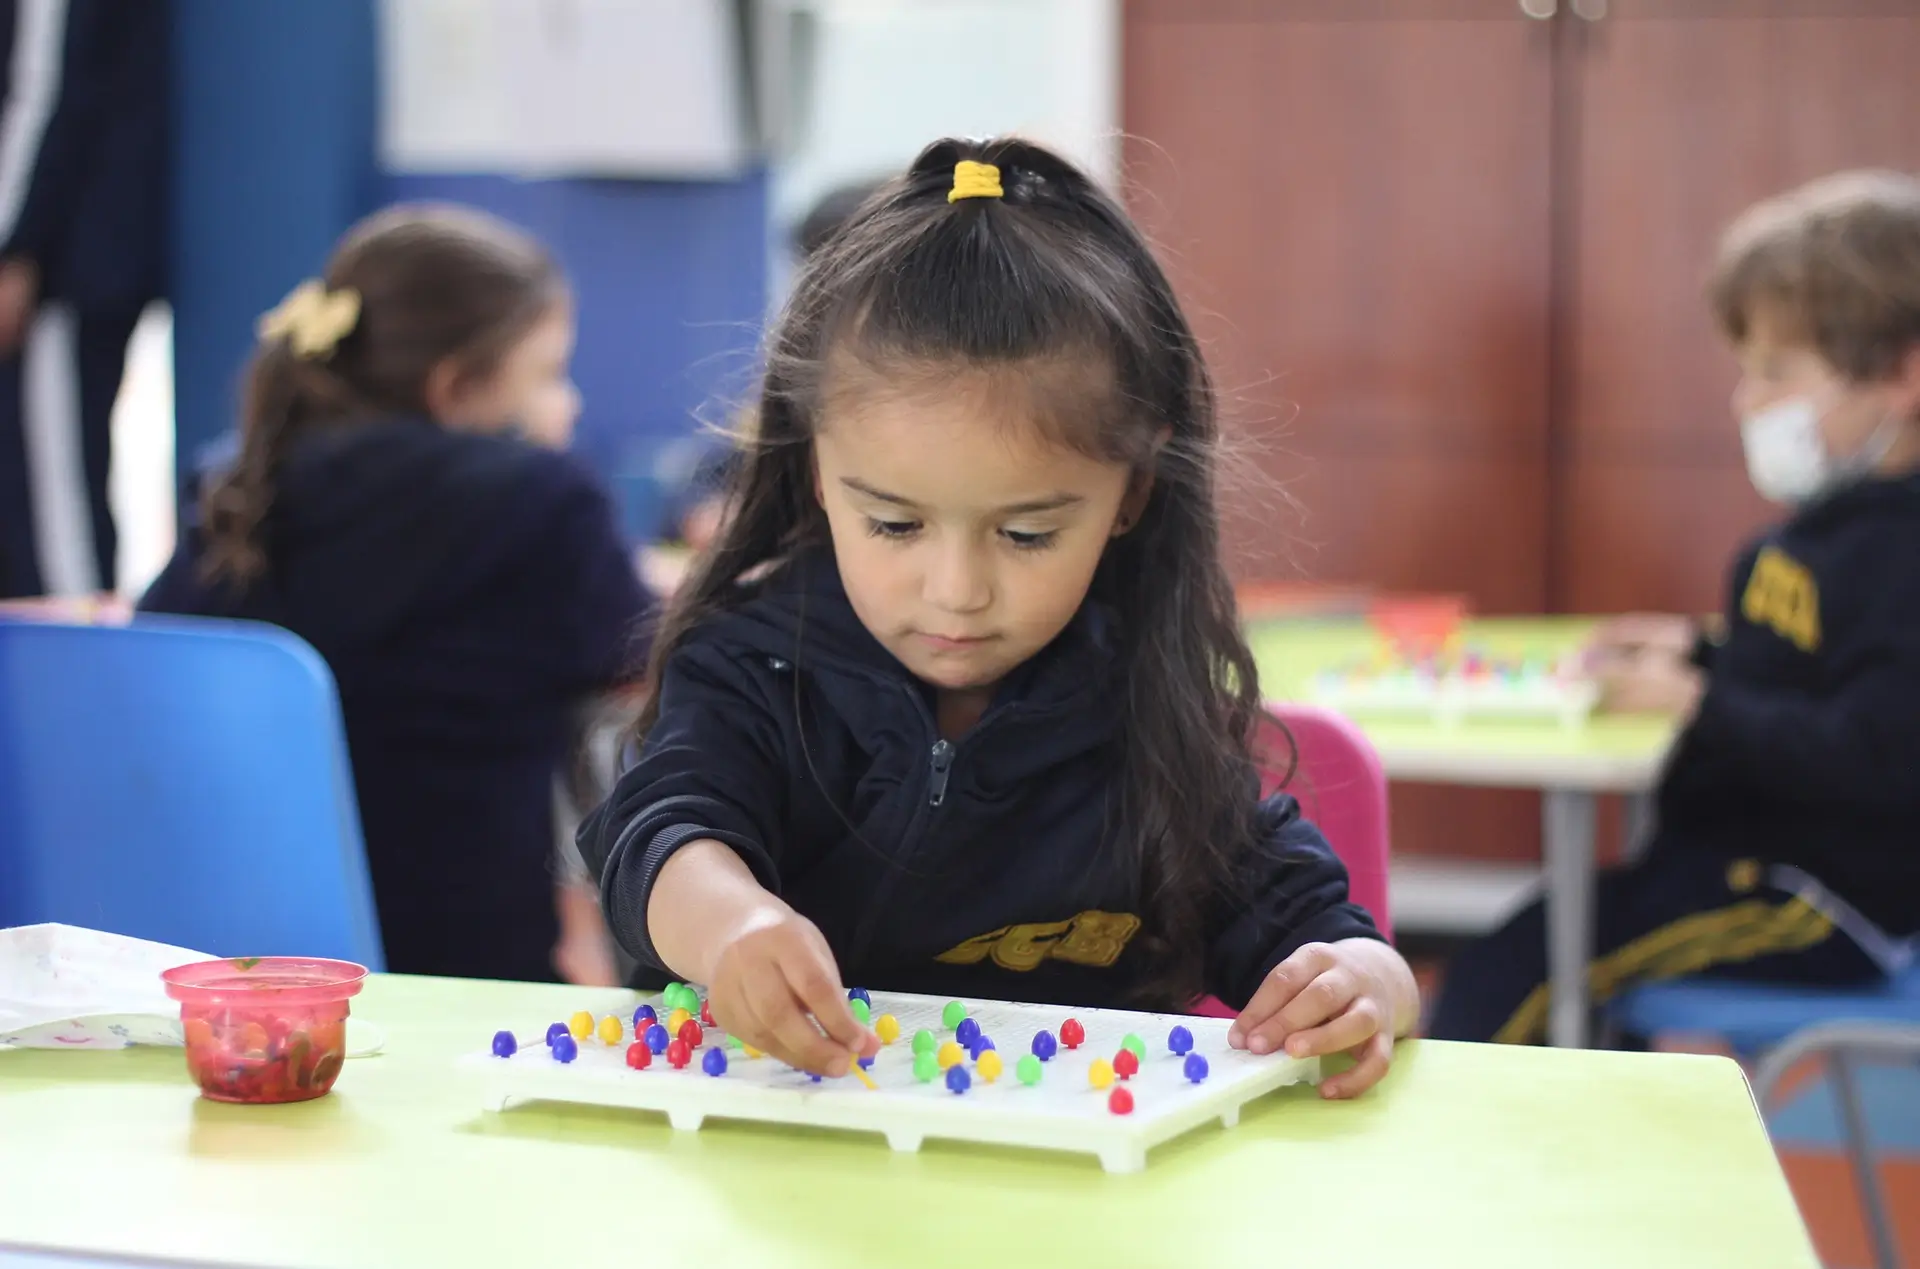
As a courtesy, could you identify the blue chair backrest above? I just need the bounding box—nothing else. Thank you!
[0,616,384,967]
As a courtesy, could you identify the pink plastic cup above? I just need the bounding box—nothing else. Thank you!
[161,957,367,1104]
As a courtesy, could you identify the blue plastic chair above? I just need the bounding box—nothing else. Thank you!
[1613,963,1920,1055]
[0,616,384,967]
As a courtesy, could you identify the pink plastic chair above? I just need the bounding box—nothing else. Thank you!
[1259,704,1392,940]
[1192,704,1393,1018]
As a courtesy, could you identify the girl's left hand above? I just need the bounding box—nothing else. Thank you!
[1228,939,1419,1099]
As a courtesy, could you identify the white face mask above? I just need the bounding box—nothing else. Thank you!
[1740,395,1899,505]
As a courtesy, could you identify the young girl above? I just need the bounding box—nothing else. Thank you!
[144,205,653,984]
[579,139,1416,1096]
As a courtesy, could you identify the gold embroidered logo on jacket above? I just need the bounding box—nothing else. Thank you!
[935,911,1142,971]
[1741,546,1821,653]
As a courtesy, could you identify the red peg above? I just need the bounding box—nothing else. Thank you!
[678,1020,704,1049]
[625,1041,652,1070]
[666,1039,692,1069]
[1108,1087,1134,1115]
[699,999,715,1027]
[1060,1018,1085,1050]
[1113,1048,1140,1080]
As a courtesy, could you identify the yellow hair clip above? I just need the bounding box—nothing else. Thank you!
[258,280,361,359]
[948,160,1003,204]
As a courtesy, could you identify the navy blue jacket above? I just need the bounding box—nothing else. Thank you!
[579,549,1381,1010]
[142,419,654,981]
[0,0,168,310]
[1659,471,1920,935]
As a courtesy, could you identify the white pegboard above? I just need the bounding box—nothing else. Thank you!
[1309,669,1600,729]
[462,990,1317,1173]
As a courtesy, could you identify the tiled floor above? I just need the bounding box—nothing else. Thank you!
[1771,1061,1920,1268]
[1779,1153,1918,1268]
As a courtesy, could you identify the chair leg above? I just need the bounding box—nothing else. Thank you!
[1829,1052,1901,1269]
[1621,792,1656,864]
[1755,1026,1920,1269]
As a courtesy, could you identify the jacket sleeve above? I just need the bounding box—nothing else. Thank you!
[577,639,789,970]
[1683,592,1920,814]
[0,0,152,265]
[1204,793,1385,1011]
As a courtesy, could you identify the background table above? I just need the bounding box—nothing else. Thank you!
[0,975,1815,1268]
[1249,617,1681,1047]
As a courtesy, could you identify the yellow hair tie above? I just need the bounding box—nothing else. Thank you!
[258,280,361,359]
[948,160,1003,204]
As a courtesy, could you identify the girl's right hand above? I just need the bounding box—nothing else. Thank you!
[705,899,879,1077]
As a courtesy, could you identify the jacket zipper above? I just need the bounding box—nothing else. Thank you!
[843,678,1056,964]
[844,692,966,963]
[927,740,955,807]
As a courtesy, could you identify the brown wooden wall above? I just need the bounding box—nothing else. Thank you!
[1558,0,1920,613]
[1123,0,1920,860]
[1125,0,1555,613]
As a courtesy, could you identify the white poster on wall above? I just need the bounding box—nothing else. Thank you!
[767,0,1120,276]
[379,0,752,179]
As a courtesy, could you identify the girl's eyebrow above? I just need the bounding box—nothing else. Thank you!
[839,476,1085,516]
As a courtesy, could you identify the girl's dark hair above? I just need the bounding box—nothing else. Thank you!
[199,204,565,584]
[645,136,1270,1007]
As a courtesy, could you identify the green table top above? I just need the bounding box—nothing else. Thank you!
[1250,617,1679,791]
[0,975,1814,1268]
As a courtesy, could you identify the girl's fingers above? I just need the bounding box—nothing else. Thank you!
[736,962,830,1073]
[1319,1031,1393,1100]
[1274,966,1358,1036]
[1277,997,1381,1059]
[763,978,856,1077]
[784,951,876,1060]
[1238,970,1352,1057]
[710,986,773,1060]
[1230,942,1336,1049]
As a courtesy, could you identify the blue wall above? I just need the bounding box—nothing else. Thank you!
[383,174,767,516]
[171,2,768,536]
[171,0,381,473]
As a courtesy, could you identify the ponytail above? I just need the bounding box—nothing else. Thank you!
[197,341,361,585]
[192,205,564,587]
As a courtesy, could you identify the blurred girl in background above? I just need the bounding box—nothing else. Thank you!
[144,205,652,984]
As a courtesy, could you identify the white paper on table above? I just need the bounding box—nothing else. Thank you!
[0,923,383,1055]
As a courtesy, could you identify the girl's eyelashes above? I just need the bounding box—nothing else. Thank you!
[1002,528,1058,551]
[864,516,921,540]
[860,516,1058,551]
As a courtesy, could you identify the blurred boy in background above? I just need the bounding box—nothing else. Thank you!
[1433,171,1920,1043]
